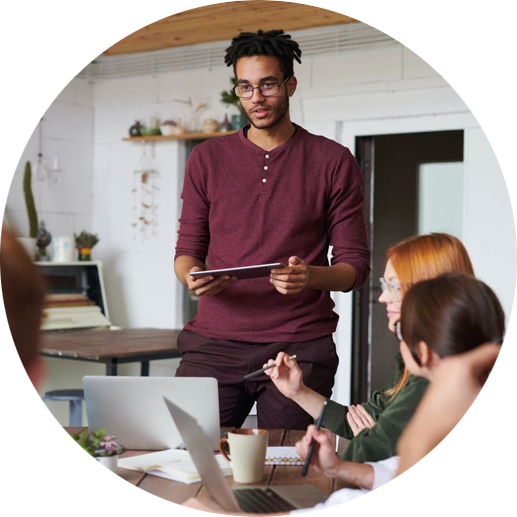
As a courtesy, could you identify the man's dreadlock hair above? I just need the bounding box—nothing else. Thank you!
[224,29,302,79]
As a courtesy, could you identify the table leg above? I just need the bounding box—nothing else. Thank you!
[141,361,150,376]
[106,360,118,376]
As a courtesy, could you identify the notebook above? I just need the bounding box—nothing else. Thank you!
[83,376,220,450]
[163,396,328,513]
[265,447,304,465]
[118,448,233,484]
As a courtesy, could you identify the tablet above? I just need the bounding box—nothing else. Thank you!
[190,263,285,280]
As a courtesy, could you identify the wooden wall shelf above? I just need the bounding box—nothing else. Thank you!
[122,130,237,142]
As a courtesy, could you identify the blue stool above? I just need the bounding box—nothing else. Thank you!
[42,389,85,426]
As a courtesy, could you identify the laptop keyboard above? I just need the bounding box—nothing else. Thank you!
[233,487,297,513]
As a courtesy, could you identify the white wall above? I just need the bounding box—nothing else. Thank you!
[6,79,95,238]
[463,128,516,321]
[4,78,101,425]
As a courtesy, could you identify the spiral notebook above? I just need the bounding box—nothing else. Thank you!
[265,446,304,465]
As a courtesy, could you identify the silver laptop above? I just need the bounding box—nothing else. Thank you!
[164,396,328,513]
[83,376,220,450]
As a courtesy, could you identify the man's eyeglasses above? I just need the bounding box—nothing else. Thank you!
[380,277,401,302]
[233,76,291,99]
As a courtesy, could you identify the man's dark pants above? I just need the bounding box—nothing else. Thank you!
[175,330,339,430]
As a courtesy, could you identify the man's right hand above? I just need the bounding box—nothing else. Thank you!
[186,267,236,297]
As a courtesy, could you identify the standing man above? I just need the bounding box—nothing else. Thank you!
[174,29,370,430]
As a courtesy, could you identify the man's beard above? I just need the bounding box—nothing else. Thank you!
[246,93,290,130]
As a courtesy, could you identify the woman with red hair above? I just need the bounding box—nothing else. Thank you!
[264,233,474,462]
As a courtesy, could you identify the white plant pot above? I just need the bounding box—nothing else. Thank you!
[94,455,118,485]
[59,466,95,515]
[17,237,36,260]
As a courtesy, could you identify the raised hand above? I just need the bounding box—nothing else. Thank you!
[263,352,304,399]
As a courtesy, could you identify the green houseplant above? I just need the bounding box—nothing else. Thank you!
[74,231,100,261]
[73,429,124,472]
[220,77,247,129]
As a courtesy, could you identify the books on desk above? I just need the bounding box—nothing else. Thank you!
[118,449,232,484]
[265,447,304,466]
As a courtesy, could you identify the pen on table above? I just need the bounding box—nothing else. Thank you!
[301,400,328,477]
[32,429,52,443]
[242,355,297,380]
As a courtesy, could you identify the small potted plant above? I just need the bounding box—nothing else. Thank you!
[73,429,125,472]
[220,77,247,129]
[74,231,100,261]
[54,433,99,515]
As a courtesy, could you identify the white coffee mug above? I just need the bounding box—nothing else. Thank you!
[219,428,268,484]
[52,236,75,262]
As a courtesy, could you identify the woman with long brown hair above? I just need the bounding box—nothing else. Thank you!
[264,233,474,462]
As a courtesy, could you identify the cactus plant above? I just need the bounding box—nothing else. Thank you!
[23,161,38,238]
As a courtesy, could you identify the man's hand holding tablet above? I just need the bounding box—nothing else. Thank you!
[185,266,234,298]
[187,263,286,297]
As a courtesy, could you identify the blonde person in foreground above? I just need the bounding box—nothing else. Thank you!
[173,273,517,517]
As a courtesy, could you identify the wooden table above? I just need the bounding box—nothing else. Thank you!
[66,428,338,506]
[41,328,182,376]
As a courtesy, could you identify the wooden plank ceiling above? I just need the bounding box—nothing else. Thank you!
[0,0,508,55]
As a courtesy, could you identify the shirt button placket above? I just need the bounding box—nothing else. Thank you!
[261,154,270,193]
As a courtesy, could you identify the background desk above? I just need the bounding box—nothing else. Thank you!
[66,428,338,505]
[42,328,182,376]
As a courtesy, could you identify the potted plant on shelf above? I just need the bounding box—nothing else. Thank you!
[73,429,125,472]
[19,160,39,259]
[220,77,247,129]
[74,231,100,261]
[54,432,99,515]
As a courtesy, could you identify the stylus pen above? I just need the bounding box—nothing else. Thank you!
[301,400,328,477]
[242,355,297,380]
[32,429,52,443]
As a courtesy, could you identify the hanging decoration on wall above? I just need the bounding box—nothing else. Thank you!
[34,117,63,190]
[131,142,160,239]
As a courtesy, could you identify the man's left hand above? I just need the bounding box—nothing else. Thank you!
[270,256,310,295]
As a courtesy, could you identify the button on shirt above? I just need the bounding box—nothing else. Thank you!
[175,124,370,342]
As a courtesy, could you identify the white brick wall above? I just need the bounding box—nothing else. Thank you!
[6,79,95,239]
